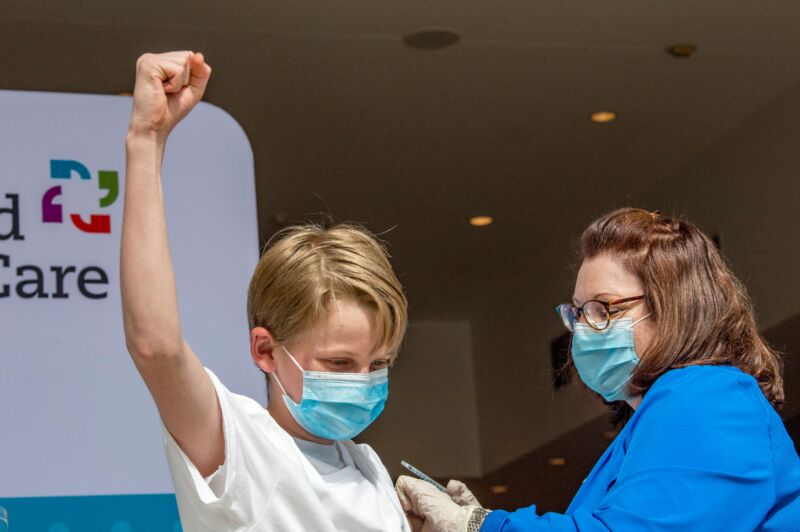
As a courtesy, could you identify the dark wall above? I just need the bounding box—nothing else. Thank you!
[764,313,800,437]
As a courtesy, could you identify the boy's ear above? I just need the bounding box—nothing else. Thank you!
[250,327,278,373]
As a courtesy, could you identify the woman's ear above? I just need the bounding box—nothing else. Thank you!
[250,327,278,373]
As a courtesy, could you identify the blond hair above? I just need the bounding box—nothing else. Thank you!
[247,224,407,355]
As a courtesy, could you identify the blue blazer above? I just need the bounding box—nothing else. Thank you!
[482,365,800,531]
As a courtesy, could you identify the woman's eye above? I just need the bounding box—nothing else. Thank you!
[327,359,351,368]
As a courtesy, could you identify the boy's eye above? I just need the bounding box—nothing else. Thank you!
[371,359,390,369]
[323,359,352,370]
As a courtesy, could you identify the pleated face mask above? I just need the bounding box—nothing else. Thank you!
[571,315,650,402]
[273,346,389,440]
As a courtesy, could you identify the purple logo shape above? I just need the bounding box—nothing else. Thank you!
[41,159,118,234]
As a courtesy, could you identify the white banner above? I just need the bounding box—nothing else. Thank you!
[0,89,263,508]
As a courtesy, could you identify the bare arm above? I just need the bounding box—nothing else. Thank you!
[121,51,223,476]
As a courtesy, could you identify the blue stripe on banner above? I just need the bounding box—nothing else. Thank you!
[0,494,181,532]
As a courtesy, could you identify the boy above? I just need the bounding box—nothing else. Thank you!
[121,51,409,531]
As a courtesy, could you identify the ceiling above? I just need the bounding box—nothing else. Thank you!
[3,1,800,320]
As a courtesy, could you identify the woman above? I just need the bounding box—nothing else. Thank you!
[122,51,413,531]
[396,208,800,530]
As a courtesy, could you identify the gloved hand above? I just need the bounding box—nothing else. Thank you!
[396,475,476,532]
[446,479,482,507]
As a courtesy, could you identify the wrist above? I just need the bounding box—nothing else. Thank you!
[125,130,166,160]
[126,128,163,147]
[465,507,491,532]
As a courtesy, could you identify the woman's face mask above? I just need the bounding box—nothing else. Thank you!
[571,314,650,402]
[569,254,655,403]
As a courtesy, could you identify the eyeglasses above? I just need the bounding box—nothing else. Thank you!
[556,295,645,332]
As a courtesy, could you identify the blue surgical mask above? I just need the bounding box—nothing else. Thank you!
[571,315,650,402]
[272,346,389,440]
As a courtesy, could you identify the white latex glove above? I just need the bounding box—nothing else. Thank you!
[446,479,482,507]
[396,475,475,532]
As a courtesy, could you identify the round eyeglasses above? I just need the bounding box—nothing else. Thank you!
[556,295,645,332]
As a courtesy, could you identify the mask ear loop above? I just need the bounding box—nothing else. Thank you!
[631,314,651,327]
[272,345,304,397]
[281,346,305,371]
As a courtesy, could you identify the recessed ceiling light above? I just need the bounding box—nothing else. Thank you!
[666,44,697,58]
[590,111,616,123]
[403,28,460,50]
[548,457,567,466]
[490,485,509,494]
[470,216,493,226]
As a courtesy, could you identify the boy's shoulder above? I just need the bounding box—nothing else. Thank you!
[341,440,395,480]
[204,367,291,445]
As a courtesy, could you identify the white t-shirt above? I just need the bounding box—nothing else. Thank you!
[163,369,409,532]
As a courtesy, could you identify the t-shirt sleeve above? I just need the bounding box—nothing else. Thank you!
[357,443,393,487]
[354,442,411,531]
[162,368,285,530]
[480,368,777,532]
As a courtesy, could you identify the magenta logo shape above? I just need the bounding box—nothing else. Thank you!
[41,160,119,234]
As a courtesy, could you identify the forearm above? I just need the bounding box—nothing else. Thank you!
[121,132,183,359]
[480,507,579,532]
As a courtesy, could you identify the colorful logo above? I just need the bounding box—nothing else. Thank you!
[41,159,119,233]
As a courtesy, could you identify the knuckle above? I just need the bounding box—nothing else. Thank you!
[136,53,152,69]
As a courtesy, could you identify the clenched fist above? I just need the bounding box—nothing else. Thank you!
[128,51,212,141]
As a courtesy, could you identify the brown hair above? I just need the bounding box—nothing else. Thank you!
[579,208,783,406]
[247,224,408,355]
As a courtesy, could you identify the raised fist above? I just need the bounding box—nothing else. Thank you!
[128,51,212,140]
